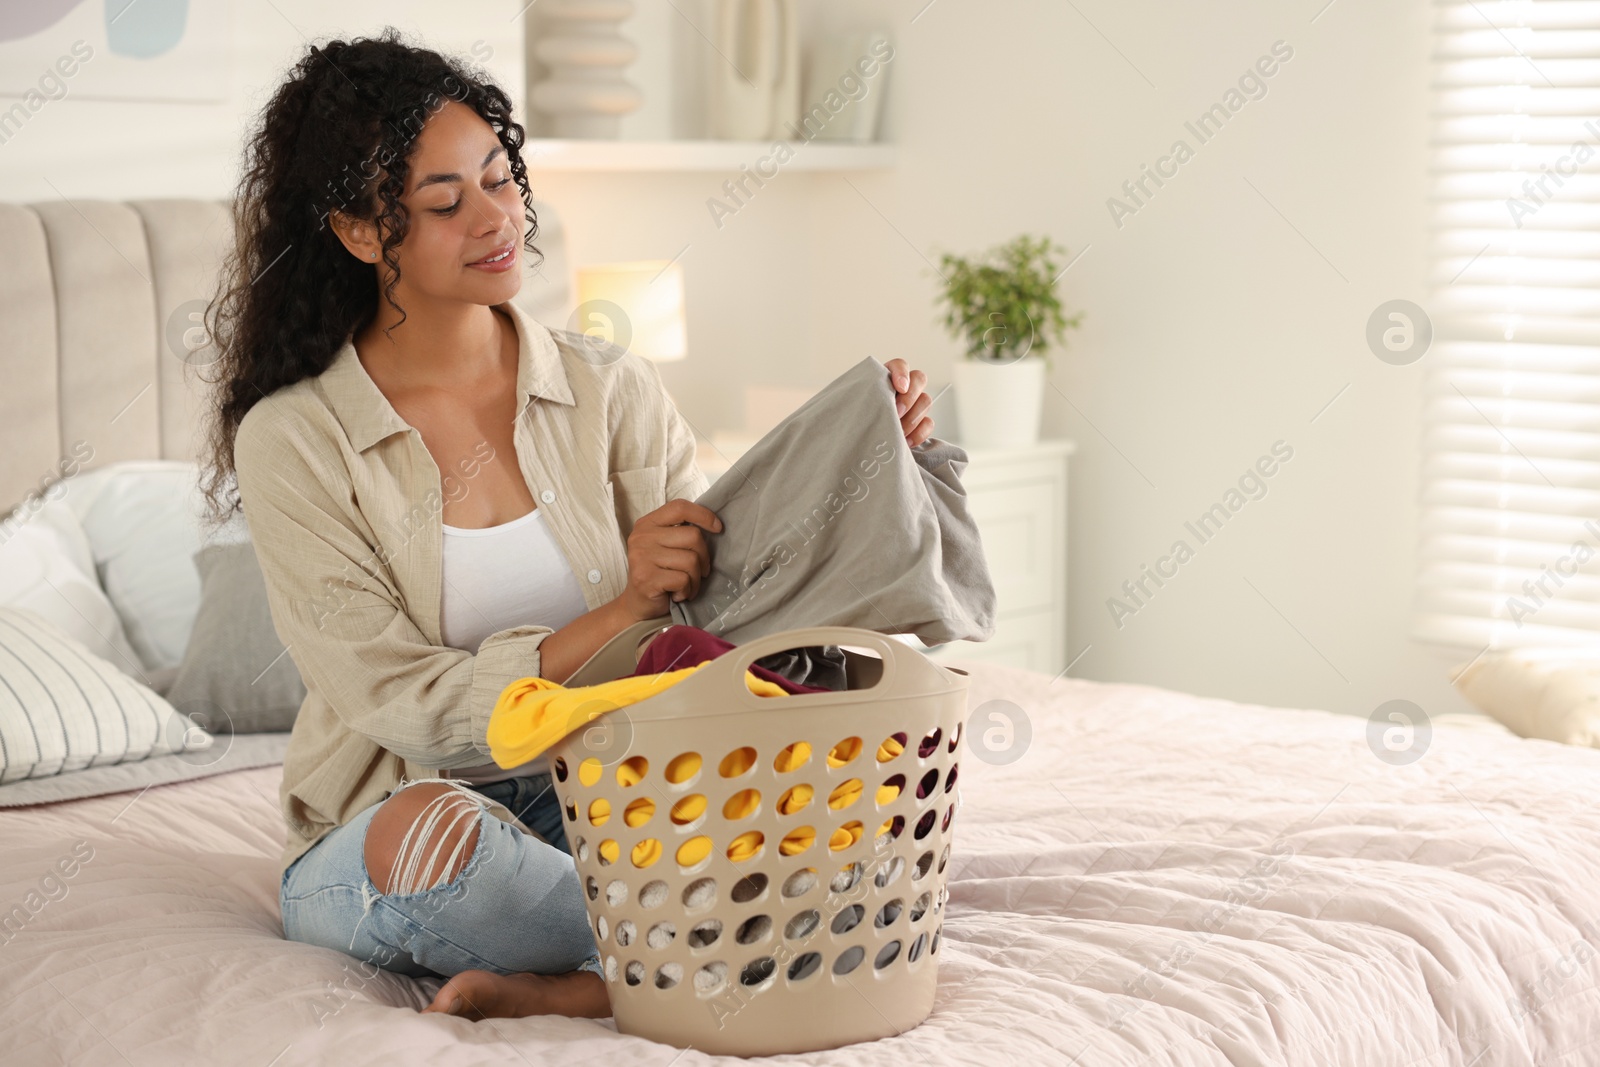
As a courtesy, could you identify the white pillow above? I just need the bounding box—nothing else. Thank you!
[61,461,219,672]
[0,607,214,784]
[0,501,143,675]
[1453,646,1600,747]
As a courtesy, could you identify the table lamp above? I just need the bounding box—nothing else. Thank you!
[574,260,687,362]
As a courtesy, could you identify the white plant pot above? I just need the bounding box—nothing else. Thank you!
[951,357,1045,449]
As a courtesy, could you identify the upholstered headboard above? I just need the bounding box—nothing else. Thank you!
[0,197,574,517]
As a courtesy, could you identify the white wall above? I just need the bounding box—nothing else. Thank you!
[849,0,1465,721]
[0,1,522,202]
[0,0,1470,720]
[815,0,1462,720]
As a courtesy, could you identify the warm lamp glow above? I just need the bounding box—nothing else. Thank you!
[575,260,687,362]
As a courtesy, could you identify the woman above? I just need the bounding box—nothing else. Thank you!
[201,31,935,1022]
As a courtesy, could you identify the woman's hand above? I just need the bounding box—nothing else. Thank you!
[885,358,935,448]
[618,499,724,621]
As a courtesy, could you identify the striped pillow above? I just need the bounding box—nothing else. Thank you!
[0,607,214,784]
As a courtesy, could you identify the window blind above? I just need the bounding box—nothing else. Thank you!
[1420,0,1600,649]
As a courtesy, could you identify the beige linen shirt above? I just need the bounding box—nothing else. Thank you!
[232,300,709,875]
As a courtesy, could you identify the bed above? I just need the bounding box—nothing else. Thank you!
[3,663,1599,1065]
[4,199,1600,1065]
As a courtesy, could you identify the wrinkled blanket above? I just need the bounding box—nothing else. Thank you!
[4,662,1597,1066]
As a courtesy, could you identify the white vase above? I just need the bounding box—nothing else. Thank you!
[951,357,1045,449]
[710,0,799,140]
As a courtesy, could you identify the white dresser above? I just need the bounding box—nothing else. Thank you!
[695,436,1074,676]
[915,438,1073,674]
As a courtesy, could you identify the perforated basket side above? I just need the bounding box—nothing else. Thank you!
[546,626,970,1056]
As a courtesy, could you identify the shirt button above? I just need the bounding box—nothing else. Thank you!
[587,569,602,584]
[540,489,556,504]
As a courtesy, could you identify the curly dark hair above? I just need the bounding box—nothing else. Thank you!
[198,27,542,527]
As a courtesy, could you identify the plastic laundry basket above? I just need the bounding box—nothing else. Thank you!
[549,620,970,1056]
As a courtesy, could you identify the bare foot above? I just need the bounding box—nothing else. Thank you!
[421,969,610,1020]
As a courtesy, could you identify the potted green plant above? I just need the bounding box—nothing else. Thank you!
[934,234,1083,448]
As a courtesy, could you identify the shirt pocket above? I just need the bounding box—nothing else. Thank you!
[607,464,668,532]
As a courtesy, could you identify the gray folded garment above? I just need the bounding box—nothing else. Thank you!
[670,355,997,655]
[751,644,849,691]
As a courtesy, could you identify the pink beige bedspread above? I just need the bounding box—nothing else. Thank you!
[4,661,1600,1066]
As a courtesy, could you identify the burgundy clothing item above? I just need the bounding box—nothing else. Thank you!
[630,625,832,694]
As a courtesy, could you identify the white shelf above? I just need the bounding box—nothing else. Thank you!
[522,138,896,172]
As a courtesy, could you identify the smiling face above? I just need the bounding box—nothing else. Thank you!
[331,99,525,309]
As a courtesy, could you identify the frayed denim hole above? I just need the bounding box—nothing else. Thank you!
[377,799,495,902]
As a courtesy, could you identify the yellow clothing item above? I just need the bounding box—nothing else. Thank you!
[666,752,702,783]
[671,794,707,824]
[577,754,649,788]
[727,830,763,861]
[723,789,761,820]
[720,789,761,822]
[677,836,712,866]
[588,795,657,829]
[631,838,661,867]
[780,826,816,855]
[719,746,757,777]
[596,837,665,868]
[830,822,864,851]
[827,737,862,767]
[828,779,863,810]
[777,783,813,814]
[487,662,791,769]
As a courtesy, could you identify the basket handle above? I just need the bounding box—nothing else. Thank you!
[661,625,952,710]
[562,615,675,689]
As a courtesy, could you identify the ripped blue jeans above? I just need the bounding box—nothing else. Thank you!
[280,772,603,981]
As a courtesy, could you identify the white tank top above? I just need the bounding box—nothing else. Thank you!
[438,506,591,785]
